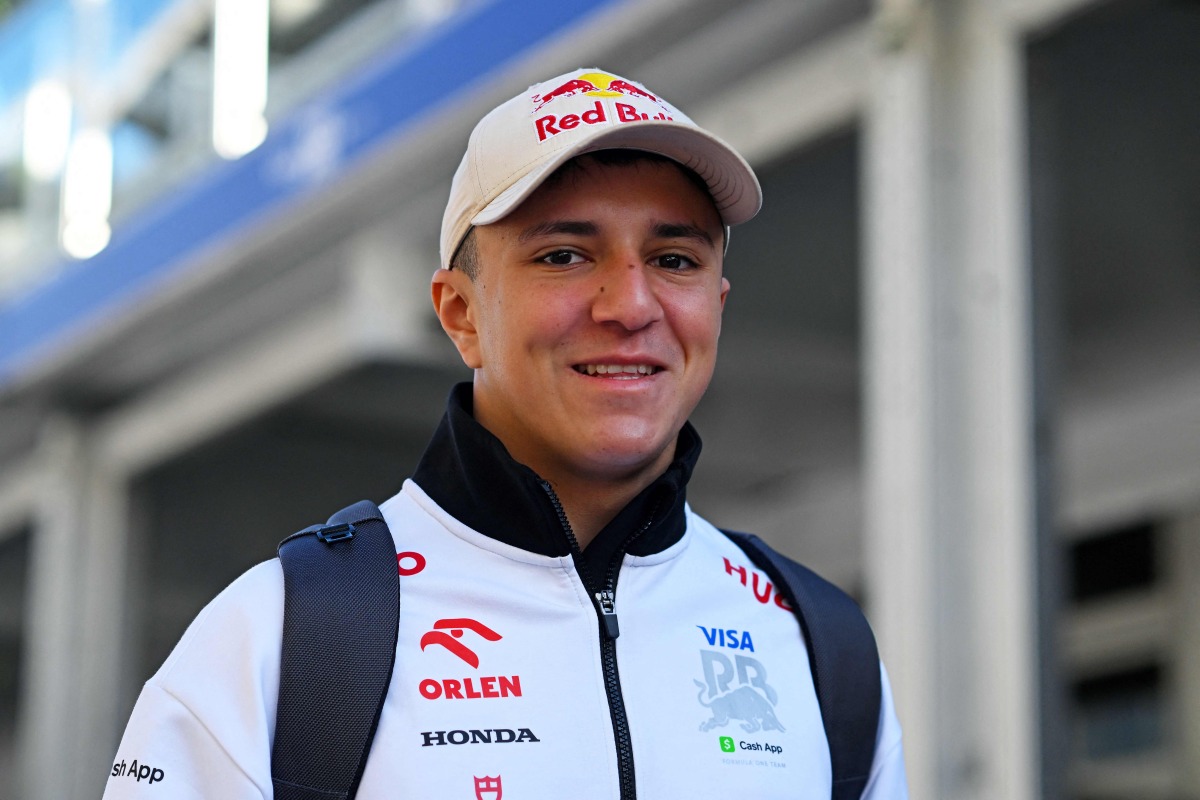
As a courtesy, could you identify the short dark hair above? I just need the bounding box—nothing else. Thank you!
[449,227,480,280]
[448,150,720,281]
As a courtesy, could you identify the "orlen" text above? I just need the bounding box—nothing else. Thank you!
[419,675,522,700]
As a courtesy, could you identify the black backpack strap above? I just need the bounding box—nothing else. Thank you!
[724,530,881,800]
[272,500,399,800]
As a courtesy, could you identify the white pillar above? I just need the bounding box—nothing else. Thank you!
[71,458,138,799]
[863,1,1040,798]
[16,415,137,800]
[18,418,87,800]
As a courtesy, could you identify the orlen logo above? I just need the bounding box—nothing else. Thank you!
[420,618,501,668]
[418,617,522,701]
[531,71,675,142]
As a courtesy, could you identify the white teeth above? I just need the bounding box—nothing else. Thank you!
[578,364,658,376]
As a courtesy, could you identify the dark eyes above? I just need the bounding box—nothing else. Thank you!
[654,253,696,270]
[540,250,585,266]
[537,250,698,269]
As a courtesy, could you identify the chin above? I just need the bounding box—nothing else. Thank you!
[577,428,676,476]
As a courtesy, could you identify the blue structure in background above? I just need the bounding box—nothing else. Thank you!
[0,0,178,110]
[0,1,72,112]
[0,0,616,385]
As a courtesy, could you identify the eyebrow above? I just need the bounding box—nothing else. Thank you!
[518,219,716,248]
[518,220,598,242]
[652,222,715,248]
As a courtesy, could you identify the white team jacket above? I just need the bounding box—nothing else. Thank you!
[103,387,908,799]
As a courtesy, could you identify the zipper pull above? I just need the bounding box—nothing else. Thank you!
[595,590,620,639]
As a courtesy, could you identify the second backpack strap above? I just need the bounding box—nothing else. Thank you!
[725,530,882,800]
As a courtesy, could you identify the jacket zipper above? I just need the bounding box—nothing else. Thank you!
[540,481,657,800]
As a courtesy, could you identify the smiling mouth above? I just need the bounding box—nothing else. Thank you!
[573,364,662,377]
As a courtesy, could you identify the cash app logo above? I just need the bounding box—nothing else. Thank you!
[719,736,735,753]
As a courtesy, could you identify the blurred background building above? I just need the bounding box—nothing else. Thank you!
[0,0,1196,797]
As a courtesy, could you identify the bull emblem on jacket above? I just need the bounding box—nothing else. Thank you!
[695,651,785,733]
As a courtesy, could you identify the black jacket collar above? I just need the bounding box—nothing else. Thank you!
[412,383,700,578]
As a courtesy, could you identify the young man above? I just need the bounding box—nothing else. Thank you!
[104,69,908,798]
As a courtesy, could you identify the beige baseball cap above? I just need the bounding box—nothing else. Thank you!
[439,68,762,269]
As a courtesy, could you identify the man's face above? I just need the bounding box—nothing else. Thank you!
[434,156,729,485]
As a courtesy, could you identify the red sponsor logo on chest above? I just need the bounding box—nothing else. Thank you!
[418,675,522,700]
[418,617,521,699]
[723,558,793,611]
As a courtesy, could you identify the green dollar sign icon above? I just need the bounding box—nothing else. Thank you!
[719,736,735,753]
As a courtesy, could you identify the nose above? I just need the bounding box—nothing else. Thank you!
[590,261,664,331]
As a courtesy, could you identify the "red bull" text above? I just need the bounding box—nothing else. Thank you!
[535,101,675,142]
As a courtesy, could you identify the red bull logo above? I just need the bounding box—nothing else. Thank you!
[531,71,675,142]
[531,72,661,111]
[531,77,601,111]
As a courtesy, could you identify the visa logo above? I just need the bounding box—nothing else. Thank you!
[698,626,755,652]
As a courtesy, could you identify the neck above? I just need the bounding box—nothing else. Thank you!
[542,468,662,550]
[412,385,697,561]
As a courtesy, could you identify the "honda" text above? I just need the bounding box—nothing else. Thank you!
[421,728,540,746]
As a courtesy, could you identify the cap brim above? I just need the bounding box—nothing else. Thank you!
[471,121,762,228]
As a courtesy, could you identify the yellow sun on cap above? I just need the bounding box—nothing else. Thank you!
[577,72,622,97]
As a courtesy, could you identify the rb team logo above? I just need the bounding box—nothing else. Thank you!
[695,650,785,734]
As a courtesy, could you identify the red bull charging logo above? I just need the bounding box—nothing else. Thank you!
[530,71,675,142]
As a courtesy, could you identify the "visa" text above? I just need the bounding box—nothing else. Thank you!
[698,626,755,652]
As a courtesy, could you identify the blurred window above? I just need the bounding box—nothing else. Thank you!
[1071,664,1164,760]
[1068,520,1158,604]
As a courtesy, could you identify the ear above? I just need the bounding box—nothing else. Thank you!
[431,268,483,369]
[719,276,730,310]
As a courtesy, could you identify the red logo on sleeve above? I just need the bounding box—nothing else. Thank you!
[397,551,426,576]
